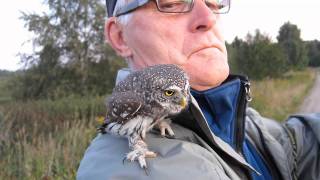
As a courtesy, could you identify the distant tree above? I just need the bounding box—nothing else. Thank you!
[305,40,320,67]
[277,22,308,70]
[232,30,287,79]
[226,41,238,73]
[0,70,13,77]
[228,37,247,74]
[14,0,125,100]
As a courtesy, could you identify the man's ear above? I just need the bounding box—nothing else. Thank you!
[105,17,132,57]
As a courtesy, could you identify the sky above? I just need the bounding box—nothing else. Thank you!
[1,0,320,71]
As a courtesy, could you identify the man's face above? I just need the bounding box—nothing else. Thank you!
[121,0,229,91]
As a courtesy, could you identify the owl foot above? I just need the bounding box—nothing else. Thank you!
[125,149,157,163]
[122,156,149,175]
[157,119,175,138]
[123,149,157,175]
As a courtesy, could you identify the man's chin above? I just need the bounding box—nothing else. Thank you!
[190,71,229,91]
[191,82,221,91]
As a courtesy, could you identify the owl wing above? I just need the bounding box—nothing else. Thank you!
[106,91,144,124]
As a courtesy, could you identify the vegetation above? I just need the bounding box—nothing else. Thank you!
[0,0,318,179]
[306,40,320,67]
[0,71,14,103]
[228,30,287,79]
[12,0,126,100]
[0,70,13,77]
[0,96,105,179]
[250,69,316,120]
[277,22,309,70]
[228,22,310,79]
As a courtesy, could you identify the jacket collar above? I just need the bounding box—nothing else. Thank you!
[191,78,241,149]
[173,74,257,174]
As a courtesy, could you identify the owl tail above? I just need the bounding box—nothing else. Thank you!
[96,116,112,134]
[97,120,123,137]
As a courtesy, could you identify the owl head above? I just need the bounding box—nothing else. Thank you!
[142,64,190,115]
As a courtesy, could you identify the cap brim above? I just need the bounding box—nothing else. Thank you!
[106,0,117,17]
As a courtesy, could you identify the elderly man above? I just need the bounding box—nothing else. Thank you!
[77,0,320,179]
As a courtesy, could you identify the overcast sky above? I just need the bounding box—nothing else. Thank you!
[1,0,319,71]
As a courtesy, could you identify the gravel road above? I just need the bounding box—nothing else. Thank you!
[298,70,320,113]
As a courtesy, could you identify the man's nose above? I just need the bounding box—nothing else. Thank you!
[190,0,218,32]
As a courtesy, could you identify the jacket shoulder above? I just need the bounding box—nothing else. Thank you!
[284,113,320,179]
[246,108,320,180]
[285,113,320,143]
[245,107,293,180]
[77,124,234,180]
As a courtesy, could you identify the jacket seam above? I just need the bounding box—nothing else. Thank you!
[246,117,284,179]
[282,125,298,180]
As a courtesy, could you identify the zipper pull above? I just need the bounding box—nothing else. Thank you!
[244,82,252,102]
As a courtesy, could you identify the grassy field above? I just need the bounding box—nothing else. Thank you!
[0,97,105,179]
[0,76,12,104]
[250,68,316,120]
[0,68,316,179]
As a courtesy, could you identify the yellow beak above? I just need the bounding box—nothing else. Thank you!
[180,97,187,108]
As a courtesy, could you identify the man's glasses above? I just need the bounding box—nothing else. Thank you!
[114,0,231,17]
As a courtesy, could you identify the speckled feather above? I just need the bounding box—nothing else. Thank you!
[106,64,189,125]
[101,64,190,171]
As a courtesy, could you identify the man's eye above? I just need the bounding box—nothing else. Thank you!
[159,1,188,11]
[205,1,220,10]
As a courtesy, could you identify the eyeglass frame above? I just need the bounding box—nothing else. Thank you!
[113,0,231,17]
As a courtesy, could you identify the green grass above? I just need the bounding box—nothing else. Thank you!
[0,68,316,179]
[0,76,12,104]
[250,68,316,121]
[0,96,106,179]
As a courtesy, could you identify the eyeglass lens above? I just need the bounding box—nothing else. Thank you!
[156,0,230,14]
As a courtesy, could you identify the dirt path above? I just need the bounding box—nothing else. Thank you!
[298,70,320,113]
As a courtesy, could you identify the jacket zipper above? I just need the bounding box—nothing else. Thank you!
[234,78,252,154]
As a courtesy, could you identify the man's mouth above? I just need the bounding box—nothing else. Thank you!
[187,45,222,59]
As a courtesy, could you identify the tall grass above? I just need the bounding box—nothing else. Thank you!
[0,96,106,179]
[250,68,316,121]
[0,76,11,104]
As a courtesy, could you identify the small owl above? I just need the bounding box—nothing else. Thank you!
[99,64,190,172]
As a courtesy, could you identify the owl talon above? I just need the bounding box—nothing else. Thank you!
[145,151,157,158]
[122,156,150,175]
[158,119,175,137]
[143,166,150,176]
[122,156,130,165]
[124,148,157,174]
[137,154,147,168]
[166,134,176,139]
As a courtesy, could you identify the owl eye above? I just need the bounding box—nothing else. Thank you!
[164,90,175,96]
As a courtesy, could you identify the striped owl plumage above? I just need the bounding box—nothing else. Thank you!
[100,64,190,172]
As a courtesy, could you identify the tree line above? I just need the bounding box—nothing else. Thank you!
[5,0,320,100]
[0,70,13,77]
[8,0,126,100]
[227,23,320,80]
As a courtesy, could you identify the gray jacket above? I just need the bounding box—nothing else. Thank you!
[77,74,320,180]
[77,106,320,179]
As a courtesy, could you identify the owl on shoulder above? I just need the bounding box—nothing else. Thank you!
[99,64,190,172]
